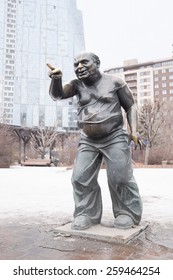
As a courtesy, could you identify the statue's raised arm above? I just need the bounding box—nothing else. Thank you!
[47,63,76,100]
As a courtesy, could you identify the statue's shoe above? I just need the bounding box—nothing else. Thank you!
[114,214,135,229]
[71,215,92,230]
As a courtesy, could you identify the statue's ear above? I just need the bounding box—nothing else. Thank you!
[96,59,101,68]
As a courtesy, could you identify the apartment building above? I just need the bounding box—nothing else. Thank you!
[104,57,173,140]
[105,57,173,104]
[0,0,85,130]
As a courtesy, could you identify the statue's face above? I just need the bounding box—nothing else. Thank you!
[74,53,99,80]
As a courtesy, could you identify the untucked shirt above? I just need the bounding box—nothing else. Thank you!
[70,73,134,139]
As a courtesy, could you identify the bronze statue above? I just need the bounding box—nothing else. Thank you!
[48,52,142,230]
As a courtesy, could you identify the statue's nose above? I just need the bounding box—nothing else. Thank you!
[77,62,83,69]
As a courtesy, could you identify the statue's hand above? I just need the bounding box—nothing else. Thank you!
[47,63,62,78]
[130,133,145,150]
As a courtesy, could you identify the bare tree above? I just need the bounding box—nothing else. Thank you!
[30,125,59,159]
[138,100,164,165]
[0,115,16,167]
[13,128,31,163]
[55,132,79,166]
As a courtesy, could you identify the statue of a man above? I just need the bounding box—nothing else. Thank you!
[48,52,142,230]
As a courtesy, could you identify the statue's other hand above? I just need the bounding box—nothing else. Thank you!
[130,133,146,150]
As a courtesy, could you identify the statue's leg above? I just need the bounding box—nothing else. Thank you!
[71,143,103,229]
[103,141,142,228]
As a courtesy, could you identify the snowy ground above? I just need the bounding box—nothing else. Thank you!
[0,166,173,224]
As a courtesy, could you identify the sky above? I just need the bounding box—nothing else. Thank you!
[76,0,173,70]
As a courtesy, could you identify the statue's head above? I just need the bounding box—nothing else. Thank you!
[74,52,100,81]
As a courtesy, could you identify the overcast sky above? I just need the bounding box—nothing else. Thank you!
[76,0,173,70]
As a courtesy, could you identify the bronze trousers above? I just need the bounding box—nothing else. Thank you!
[71,134,142,225]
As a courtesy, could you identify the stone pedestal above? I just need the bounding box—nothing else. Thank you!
[55,220,148,244]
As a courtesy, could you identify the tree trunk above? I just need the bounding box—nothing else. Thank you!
[41,150,45,159]
[144,144,150,165]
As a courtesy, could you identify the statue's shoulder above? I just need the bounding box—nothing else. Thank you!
[102,73,126,88]
[66,78,82,90]
[70,78,81,86]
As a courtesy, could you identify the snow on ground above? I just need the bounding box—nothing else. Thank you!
[0,166,173,223]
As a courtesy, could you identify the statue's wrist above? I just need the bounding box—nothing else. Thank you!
[53,74,62,80]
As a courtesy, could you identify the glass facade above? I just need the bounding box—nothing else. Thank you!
[0,0,85,129]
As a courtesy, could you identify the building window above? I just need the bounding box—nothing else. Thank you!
[162,83,166,87]
[140,71,150,76]
[145,91,151,96]
[170,75,173,80]
[155,91,159,95]
[169,68,173,72]
[170,89,173,94]
[154,70,158,74]
[153,63,161,68]
[140,78,151,83]
[169,82,173,86]
[154,77,158,81]
[162,61,173,67]
[162,69,166,73]
[162,76,166,80]
[140,78,144,83]
[162,90,167,95]
[154,84,159,88]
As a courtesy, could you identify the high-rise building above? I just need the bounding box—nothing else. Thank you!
[104,57,173,141]
[0,0,85,129]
